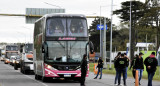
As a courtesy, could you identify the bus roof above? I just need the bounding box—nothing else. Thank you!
[35,13,86,23]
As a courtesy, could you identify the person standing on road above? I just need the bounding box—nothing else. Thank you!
[124,53,130,79]
[80,54,88,86]
[130,54,138,79]
[134,52,144,85]
[114,52,121,85]
[144,52,158,86]
[116,53,127,86]
[94,57,103,79]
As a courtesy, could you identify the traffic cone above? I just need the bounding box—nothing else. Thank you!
[135,70,139,86]
[94,63,98,75]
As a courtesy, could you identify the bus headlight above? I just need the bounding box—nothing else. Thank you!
[76,66,81,70]
[45,64,57,70]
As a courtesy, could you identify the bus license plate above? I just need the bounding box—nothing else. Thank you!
[64,74,71,77]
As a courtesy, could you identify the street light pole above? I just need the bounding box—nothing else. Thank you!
[17,32,26,43]
[21,26,32,43]
[100,6,102,57]
[109,0,113,70]
[103,17,107,69]
[44,2,62,8]
[129,0,132,59]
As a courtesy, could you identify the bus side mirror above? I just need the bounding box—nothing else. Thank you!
[89,41,94,54]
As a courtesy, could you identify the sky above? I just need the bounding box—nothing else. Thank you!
[0,0,145,43]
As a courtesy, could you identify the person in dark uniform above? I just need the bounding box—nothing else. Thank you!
[114,52,121,85]
[134,52,144,85]
[94,57,103,79]
[116,53,127,86]
[80,54,88,86]
[144,52,158,86]
[130,54,138,79]
[124,53,130,79]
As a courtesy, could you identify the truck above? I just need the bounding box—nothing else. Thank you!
[20,43,33,74]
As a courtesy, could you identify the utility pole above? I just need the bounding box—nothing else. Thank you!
[129,0,132,60]
[109,0,113,70]
[100,6,102,57]
[103,17,107,69]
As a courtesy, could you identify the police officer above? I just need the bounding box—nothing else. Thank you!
[80,54,87,86]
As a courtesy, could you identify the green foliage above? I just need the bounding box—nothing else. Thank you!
[113,1,145,22]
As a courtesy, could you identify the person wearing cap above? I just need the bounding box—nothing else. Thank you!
[134,52,144,85]
[144,52,158,86]
[116,53,127,86]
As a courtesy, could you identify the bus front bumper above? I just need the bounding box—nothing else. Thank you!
[44,68,89,78]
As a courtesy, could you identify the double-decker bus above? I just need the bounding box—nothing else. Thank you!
[4,45,19,64]
[34,14,94,82]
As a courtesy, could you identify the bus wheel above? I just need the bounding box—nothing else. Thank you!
[42,76,48,82]
[35,74,40,80]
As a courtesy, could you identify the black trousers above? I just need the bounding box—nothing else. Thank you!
[81,72,86,85]
[117,68,126,85]
[132,70,135,79]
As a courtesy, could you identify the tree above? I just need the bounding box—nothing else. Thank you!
[89,18,129,52]
[113,1,145,59]
[89,17,111,52]
[138,0,160,52]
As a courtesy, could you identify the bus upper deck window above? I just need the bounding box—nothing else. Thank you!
[46,18,66,36]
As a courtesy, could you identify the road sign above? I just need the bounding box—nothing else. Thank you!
[26,8,65,24]
[97,24,107,30]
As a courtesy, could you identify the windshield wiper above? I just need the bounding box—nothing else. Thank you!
[57,41,65,49]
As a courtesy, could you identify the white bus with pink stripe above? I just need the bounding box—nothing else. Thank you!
[33,13,94,82]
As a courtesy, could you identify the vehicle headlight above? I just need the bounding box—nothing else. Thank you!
[45,64,57,70]
[13,60,15,63]
[16,61,19,63]
[76,66,81,70]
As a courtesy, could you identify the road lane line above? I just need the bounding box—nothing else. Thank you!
[2,62,48,86]
[24,75,48,86]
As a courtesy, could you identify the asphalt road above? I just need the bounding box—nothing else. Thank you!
[0,61,160,86]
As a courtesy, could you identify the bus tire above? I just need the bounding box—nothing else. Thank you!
[42,76,48,82]
[35,74,41,80]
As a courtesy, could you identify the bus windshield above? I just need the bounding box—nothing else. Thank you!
[6,52,18,59]
[45,41,87,63]
[46,18,87,37]
[6,46,18,51]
